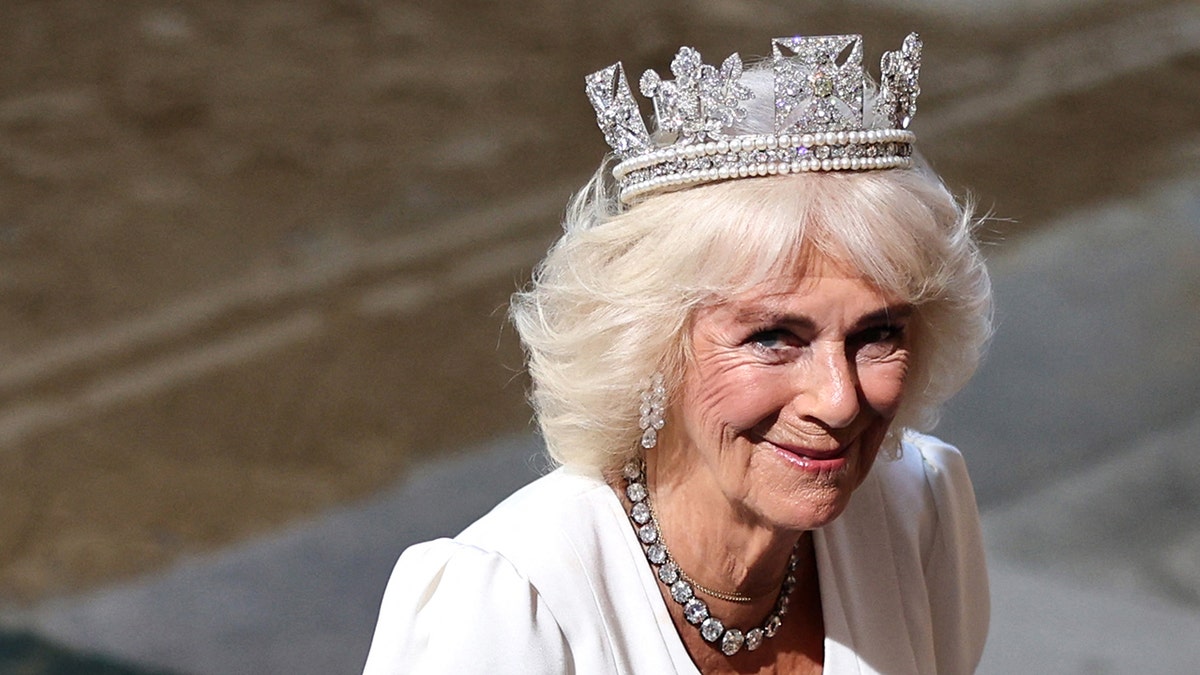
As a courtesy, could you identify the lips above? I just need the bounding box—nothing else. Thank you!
[761,438,854,474]
[769,441,848,461]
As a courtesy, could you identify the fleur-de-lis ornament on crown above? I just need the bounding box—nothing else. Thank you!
[637,48,753,144]
[585,33,924,205]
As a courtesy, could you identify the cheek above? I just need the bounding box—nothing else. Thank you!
[859,361,909,416]
[683,362,784,435]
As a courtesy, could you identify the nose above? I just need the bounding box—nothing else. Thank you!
[796,346,861,430]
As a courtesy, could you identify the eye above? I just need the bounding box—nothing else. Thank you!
[851,324,907,359]
[746,328,804,352]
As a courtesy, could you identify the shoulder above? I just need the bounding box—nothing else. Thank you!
[892,431,984,546]
[902,431,973,489]
[869,431,978,520]
[864,432,983,562]
[363,469,627,674]
[457,467,614,548]
[880,431,970,482]
[450,468,623,583]
[362,536,571,674]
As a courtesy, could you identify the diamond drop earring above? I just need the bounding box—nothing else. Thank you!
[639,372,666,449]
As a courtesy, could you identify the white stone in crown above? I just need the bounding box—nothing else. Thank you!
[585,33,924,205]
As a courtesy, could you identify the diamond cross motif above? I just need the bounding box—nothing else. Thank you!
[772,35,865,133]
[585,63,651,159]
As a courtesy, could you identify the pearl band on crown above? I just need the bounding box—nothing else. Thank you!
[613,129,915,204]
[586,33,923,205]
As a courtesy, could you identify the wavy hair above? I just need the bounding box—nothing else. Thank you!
[510,71,992,475]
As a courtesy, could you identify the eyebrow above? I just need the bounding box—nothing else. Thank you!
[856,304,914,328]
[733,303,913,330]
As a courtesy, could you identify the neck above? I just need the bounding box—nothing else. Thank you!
[615,454,825,661]
[644,448,811,623]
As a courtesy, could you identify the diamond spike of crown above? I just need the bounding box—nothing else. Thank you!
[586,33,923,204]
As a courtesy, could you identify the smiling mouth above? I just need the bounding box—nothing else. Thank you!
[769,441,848,461]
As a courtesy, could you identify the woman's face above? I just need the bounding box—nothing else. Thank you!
[668,256,912,533]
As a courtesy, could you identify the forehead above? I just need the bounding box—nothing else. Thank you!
[702,264,910,327]
[727,250,892,305]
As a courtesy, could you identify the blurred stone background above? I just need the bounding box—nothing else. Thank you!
[0,0,1197,672]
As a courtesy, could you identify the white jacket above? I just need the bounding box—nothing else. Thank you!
[364,433,989,674]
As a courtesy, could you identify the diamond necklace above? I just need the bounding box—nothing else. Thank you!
[621,459,800,656]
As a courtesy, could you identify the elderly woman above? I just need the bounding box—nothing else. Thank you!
[364,33,991,674]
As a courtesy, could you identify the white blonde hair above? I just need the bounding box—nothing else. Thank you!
[510,66,993,475]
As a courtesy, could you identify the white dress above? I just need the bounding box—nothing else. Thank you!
[363,433,989,674]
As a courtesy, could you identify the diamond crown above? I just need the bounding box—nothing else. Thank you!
[585,33,923,204]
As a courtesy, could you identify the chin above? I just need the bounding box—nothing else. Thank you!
[749,440,879,532]
[780,486,857,532]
